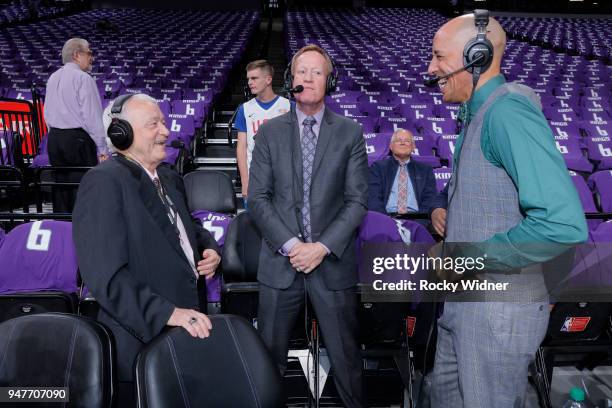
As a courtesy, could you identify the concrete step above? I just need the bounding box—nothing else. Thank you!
[207,138,236,145]
[194,157,237,165]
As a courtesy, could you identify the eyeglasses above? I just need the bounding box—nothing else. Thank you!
[392,139,414,145]
[79,50,94,57]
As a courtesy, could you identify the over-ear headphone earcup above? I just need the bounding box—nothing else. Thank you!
[107,118,134,150]
[283,64,293,93]
[463,38,493,74]
[325,71,338,96]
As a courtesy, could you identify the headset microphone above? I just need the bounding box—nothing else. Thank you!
[167,139,184,149]
[283,84,304,94]
[423,53,485,88]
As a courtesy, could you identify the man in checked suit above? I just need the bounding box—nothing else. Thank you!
[249,44,369,408]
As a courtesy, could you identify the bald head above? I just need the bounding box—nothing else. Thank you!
[428,12,506,102]
[437,13,506,67]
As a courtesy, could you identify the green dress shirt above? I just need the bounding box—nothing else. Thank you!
[450,74,588,269]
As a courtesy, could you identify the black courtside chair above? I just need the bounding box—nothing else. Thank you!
[135,314,283,408]
[0,313,115,407]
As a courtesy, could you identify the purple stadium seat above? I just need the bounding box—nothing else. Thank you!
[328,91,361,104]
[364,132,391,166]
[123,87,148,95]
[591,221,612,243]
[5,88,32,101]
[335,102,361,117]
[356,211,435,291]
[420,117,455,141]
[163,144,180,165]
[374,103,402,118]
[0,129,17,166]
[433,167,452,192]
[436,134,458,166]
[0,221,78,294]
[582,121,612,170]
[191,209,234,303]
[555,133,593,173]
[377,117,410,133]
[159,88,182,101]
[100,78,123,98]
[438,104,459,120]
[31,135,50,168]
[570,171,601,231]
[155,100,171,118]
[550,120,582,140]
[172,100,208,124]
[401,103,435,126]
[168,113,196,143]
[588,170,612,213]
[412,134,440,168]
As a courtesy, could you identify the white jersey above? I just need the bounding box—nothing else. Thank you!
[243,96,290,170]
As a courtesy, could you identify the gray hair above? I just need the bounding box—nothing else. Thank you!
[62,38,89,64]
[104,93,158,150]
[390,128,413,142]
[113,93,157,121]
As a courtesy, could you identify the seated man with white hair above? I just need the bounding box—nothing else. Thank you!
[73,93,221,407]
[368,128,437,217]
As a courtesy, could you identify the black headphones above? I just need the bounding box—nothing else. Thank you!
[463,9,494,78]
[283,48,338,96]
[107,94,135,150]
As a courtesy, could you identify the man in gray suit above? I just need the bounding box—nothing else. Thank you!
[427,12,587,407]
[249,44,368,407]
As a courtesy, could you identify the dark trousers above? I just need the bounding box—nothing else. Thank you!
[47,127,97,213]
[258,272,365,408]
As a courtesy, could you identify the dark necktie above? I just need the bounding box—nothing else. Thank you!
[301,116,317,241]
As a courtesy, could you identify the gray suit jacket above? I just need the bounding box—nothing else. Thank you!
[249,107,368,290]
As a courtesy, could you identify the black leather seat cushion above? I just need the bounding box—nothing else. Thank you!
[136,314,282,408]
[184,170,236,214]
[0,313,115,408]
[221,212,261,282]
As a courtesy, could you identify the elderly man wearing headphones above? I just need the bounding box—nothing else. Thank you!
[73,93,221,406]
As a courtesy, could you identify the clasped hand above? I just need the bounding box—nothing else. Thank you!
[289,242,327,274]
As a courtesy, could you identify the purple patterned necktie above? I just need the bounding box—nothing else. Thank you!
[397,162,408,214]
[301,116,317,241]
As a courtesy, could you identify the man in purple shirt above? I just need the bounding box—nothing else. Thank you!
[44,38,108,212]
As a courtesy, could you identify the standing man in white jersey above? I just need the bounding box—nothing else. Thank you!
[234,60,290,204]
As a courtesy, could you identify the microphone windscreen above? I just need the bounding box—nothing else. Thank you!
[168,140,184,149]
[293,85,304,93]
[423,77,440,88]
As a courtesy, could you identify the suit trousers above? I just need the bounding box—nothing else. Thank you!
[258,271,365,408]
[47,127,97,213]
[430,301,549,408]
